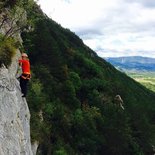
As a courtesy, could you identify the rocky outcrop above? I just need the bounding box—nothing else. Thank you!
[0,6,27,41]
[0,51,33,155]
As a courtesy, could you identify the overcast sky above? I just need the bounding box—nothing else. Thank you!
[37,0,155,58]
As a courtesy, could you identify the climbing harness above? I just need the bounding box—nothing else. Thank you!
[21,73,31,80]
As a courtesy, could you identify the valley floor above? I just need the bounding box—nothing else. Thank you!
[128,72,155,92]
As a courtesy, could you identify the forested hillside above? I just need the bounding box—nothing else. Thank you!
[2,0,155,154]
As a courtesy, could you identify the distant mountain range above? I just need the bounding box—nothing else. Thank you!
[105,56,155,72]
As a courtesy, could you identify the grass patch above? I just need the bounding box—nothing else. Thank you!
[0,34,17,67]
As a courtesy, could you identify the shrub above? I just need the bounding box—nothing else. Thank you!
[0,35,16,67]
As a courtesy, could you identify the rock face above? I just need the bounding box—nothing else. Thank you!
[31,141,39,155]
[0,51,33,155]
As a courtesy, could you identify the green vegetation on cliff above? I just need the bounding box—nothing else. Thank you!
[0,35,16,67]
[0,0,33,67]
[4,1,154,154]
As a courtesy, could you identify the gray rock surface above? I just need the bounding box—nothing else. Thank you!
[0,51,33,155]
[31,141,39,155]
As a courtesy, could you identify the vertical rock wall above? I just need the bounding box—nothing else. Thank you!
[0,51,33,155]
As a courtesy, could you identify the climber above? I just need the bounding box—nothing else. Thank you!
[18,53,31,97]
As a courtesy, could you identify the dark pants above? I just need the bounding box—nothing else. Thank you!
[20,76,29,97]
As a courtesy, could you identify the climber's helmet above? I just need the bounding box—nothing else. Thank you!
[21,53,28,58]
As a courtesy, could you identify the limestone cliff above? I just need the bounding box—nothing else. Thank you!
[0,50,33,155]
[0,4,34,155]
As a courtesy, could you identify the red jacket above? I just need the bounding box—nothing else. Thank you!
[19,59,31,74]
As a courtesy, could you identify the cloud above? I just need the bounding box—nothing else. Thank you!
[126,0,155,8]
[37,0,155,58]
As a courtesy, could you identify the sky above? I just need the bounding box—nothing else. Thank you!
[37,0,155,58]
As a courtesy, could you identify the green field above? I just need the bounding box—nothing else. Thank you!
[127,71,155,92]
